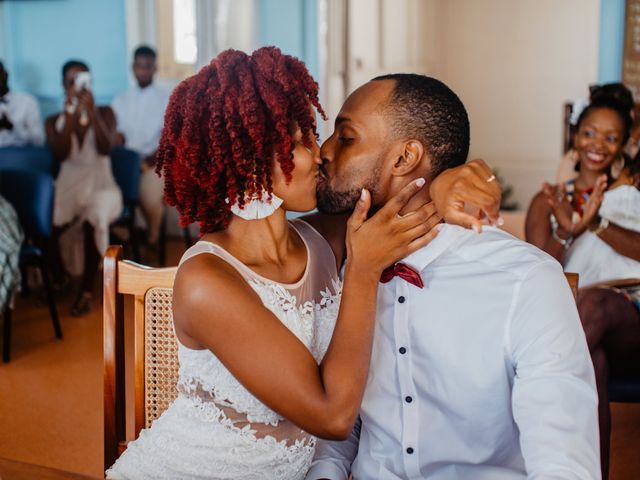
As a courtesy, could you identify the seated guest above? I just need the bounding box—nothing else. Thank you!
[307,74,599,480]
[45,60,122,316]
[0,61,45,147]
[526,87,640,479]
[112,45,170,260]
[557,83,633,183]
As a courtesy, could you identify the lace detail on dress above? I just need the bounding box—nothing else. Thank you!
[176,276,342,427]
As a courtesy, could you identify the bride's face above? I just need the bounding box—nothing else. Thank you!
[270,126,322,213]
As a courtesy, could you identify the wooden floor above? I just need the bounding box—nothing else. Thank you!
[0,239,639,479]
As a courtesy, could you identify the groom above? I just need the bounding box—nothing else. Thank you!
[305,74,600,479]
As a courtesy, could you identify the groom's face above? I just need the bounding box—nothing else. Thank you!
[317,80,397,214]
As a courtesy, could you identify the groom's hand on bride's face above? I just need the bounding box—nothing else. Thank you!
[429,158,502,233]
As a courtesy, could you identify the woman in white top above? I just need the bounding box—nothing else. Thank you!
[107,47,499,479]
[45,60,122,316]
[526,88,640,479]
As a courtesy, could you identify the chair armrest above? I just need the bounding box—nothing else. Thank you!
[588,278,640,289]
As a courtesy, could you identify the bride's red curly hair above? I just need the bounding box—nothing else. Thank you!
[156,47,325,233]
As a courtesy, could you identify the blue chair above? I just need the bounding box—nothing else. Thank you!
[0,169,62,362]
[110,147,142,262]
[0,145,57,176]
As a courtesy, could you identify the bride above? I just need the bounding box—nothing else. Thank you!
[107,47,500,479]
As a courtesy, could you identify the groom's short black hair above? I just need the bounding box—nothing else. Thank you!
[372,73,470,177]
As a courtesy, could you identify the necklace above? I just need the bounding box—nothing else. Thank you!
[564,180,595,218]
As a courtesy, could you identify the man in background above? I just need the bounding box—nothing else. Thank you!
[0,61,45,147]
[112,45,170,261]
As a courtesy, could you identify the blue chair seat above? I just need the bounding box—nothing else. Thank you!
[0,146,56,176]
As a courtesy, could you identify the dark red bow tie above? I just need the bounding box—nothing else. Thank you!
[380,263,424,289]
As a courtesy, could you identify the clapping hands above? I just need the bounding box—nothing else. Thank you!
[542,174,607,238]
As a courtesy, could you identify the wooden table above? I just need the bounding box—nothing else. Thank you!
[0,457,99,480]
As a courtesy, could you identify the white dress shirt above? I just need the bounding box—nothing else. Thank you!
[0,91,45,147]
[111,83,170,157]
[307,225,600,480]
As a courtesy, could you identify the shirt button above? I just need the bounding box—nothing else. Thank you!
[405,396,413,403]
[399,347,407,354]
[398,296,405,303]
[406,447,414,454]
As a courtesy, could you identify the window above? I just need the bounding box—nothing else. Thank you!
[155,0,197,79]
[173,0,197,64]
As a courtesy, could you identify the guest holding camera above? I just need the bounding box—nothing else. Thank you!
[45,60,122,316]
[0,60,45,148]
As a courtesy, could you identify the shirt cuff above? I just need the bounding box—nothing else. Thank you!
[305,462,348,480]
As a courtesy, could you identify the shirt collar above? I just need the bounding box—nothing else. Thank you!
[135,83,155,94]
[402,224,475,273]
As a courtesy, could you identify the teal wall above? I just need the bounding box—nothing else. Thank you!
[598,0,625,83]
[1,0,318,118]
[1,0,129,118]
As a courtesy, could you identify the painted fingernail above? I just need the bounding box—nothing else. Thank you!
[496,216,505,226]
[472,224,481,234]
[436,223,444,232]
[360,188,366,200]
[415,178,426,188]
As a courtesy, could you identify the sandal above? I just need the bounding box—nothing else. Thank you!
[71,291,93,317]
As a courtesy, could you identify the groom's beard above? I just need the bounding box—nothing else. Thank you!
[316,164,382,216]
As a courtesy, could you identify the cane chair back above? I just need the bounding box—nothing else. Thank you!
[103,245,179,471]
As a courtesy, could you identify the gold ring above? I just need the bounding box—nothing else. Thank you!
[486,174,496,183]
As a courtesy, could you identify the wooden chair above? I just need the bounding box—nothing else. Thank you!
[563,101,575,154]
[103,244,178,471]
[564,272,578,299]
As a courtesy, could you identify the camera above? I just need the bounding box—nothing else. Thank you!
[74,72,91,91]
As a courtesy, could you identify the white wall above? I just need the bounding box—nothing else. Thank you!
[428,0,600,209]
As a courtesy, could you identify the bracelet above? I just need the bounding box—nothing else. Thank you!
[552,228,573,248]
[550,214,573,248]
[592,217,609,236]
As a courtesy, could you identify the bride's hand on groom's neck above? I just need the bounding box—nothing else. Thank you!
[430,158,503,233]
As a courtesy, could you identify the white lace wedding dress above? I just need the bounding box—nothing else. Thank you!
[106,219,341,480]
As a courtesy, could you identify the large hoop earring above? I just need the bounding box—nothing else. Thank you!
[611,156,625,179]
